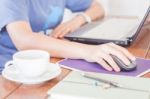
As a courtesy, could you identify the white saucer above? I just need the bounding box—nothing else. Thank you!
[2,63,61,84]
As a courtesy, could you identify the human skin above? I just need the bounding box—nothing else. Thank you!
[6,0,135,72]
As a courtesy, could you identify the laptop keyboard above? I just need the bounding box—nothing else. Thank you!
[67,17,140,40]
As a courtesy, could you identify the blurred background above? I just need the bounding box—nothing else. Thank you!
[63,0,150,22]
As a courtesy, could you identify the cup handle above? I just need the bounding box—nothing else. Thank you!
[4,60,19,74]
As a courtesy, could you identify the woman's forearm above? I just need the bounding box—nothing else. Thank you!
[9,31,89,59]
[69,0,105,28]
[26,33,90,59]
[84,0,105,21]
[7,21,89,59]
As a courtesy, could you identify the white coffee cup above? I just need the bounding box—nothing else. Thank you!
[5,50,50,78]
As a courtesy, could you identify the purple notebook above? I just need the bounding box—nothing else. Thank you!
[59,58,150,77]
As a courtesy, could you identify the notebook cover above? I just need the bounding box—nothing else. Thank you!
[59,58,150,77]
[48,71,150,99]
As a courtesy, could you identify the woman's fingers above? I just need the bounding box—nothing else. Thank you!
[101,44,131,65]
[101,54,120,72]
[84,43,135,72]
[52,19,81,38]
[108,43,136,61]
[110,48,131,65]
[96,58,113,71]
[52,24,64,38]
[52,24,71,38]
[88,45,122,72]
[59,27,71,38]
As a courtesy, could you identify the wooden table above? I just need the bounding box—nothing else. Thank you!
[1,22,150,99]
[147,48,150,59]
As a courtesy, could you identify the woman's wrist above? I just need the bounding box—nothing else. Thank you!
[76,43,94,61]
[72,14,89,27]
[79,13,92,23]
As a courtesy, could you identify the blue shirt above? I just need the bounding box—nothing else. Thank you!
[0,0,92,73]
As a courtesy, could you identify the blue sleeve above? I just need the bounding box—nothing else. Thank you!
[65,0,93,12]
[0,0,28,31]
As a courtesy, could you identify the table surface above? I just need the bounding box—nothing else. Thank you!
[1,20,150,99]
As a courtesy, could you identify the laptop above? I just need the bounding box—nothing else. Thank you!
[65,6,150,46]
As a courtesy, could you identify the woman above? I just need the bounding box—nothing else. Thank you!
[0,0,135,73]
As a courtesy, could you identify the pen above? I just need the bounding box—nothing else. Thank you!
[82,72,122,88]
[82,72,150,93]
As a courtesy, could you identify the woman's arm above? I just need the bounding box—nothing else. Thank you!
[52,0,105,38]
[83,0,105,21]
[6,21,87,59]
[6,21,135,72]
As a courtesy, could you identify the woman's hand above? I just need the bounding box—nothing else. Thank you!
[83,43,136,72]
[52,15,85,38]
[51,0,104,38]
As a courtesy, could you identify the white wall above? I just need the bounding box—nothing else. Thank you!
[63,0,150,22]
[98,0,150,19]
